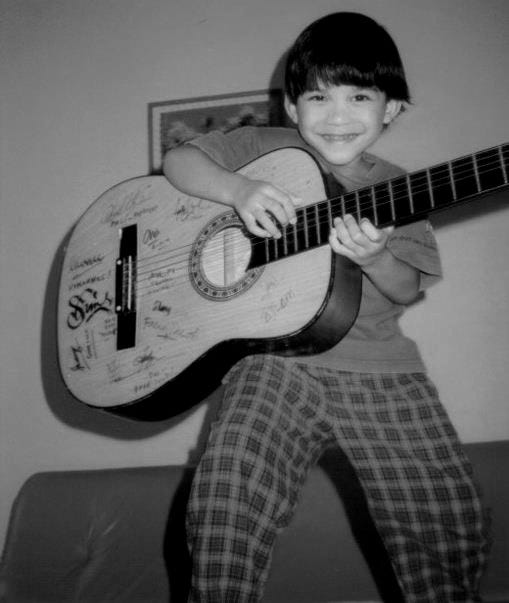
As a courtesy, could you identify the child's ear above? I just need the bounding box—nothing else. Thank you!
[383,99,403,125]
[284,95,299,125]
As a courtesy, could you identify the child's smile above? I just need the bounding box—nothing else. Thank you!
[321,132,360,143]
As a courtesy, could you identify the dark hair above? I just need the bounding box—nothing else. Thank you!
[284,12,410,104]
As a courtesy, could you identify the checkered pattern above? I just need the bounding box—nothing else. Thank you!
[186,355,491,602]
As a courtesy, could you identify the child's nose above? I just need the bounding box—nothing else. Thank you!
[327,101,350,123]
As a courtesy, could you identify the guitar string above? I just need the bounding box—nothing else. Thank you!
[133,157,508,297]
[136,152,506,275]
[135,176,504,299]
[132,156,507,294]
[135,152,507,278]
[134,205,506,309]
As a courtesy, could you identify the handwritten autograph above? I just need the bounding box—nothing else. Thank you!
[67,288,113,330]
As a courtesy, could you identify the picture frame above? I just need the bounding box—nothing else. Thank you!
[148,89,285,173]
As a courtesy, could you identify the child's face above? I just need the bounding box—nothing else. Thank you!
[285,83,401,173]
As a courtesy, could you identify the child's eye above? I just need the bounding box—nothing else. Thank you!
[352,93,371,102]
[306,92,326,102]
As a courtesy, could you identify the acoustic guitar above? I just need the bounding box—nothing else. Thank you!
[57,144,508,420]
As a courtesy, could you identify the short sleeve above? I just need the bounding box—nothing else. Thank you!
[187,127,262,171]
[388,220,442,289]
[187,126,307,171]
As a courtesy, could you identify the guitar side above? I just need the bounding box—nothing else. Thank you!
[57,148,361,420]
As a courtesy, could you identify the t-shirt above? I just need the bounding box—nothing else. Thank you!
[188,126,442,373]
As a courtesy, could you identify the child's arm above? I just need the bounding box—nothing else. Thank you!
[329,215,420,305]
[163,144,299,239]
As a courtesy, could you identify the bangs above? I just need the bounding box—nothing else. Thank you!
[287,55,410,103]
[301,63,381,93]
[284,12,411,104]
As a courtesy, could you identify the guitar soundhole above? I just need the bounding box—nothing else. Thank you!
[190,211,263,301]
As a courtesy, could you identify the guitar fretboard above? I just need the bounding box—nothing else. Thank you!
[250,142,509,268]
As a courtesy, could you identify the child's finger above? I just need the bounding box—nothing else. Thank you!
[242,212,275,238]
[334,215,363,248]
[268,185,300,225]
[254,207,282,238]
[359,218,383,242]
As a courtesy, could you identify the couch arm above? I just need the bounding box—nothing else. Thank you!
[0,465,193,603]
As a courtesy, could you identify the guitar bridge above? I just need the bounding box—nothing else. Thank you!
[115,224,137,350]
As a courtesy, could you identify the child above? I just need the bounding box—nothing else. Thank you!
[164,12,491,602]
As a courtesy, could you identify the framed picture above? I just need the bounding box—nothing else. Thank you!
[148,89,285,173]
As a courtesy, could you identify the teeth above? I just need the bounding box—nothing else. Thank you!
[323,133,358,142]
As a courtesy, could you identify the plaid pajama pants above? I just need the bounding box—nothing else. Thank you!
[186,355,491,602]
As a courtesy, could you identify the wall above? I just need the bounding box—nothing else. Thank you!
[1,0,508,549]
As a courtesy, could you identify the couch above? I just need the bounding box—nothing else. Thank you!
[1,441,508,603]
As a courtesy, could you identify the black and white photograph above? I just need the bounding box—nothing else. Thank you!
[1,1,508,601]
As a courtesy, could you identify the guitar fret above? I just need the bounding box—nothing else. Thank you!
[391,175,412,221]
[499,145,508,184]
[314,204,321,245]
[427,170,435,208]
[448,160,457,200]
[303,206,309,248]
[306,205,320,248]
[406,174,414,214]
[451,155,478,199]
[389,180,396,221]
[472,153,481,192]
[503,144,509,183]
[355,190,361,221]
[291,221,298,253]
[409,171,432,214]
[295,208,307,251]
[430,164,454,208]
[373,182,392,225]
[372,186,378,226]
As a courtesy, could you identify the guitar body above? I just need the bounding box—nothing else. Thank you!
[57,148,362,420]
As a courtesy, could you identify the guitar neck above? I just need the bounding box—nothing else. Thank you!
[250,142,509,269]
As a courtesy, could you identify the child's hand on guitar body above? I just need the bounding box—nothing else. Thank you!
[228,174,300,239]
[328,214,394,267]
[163,141,300,239]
